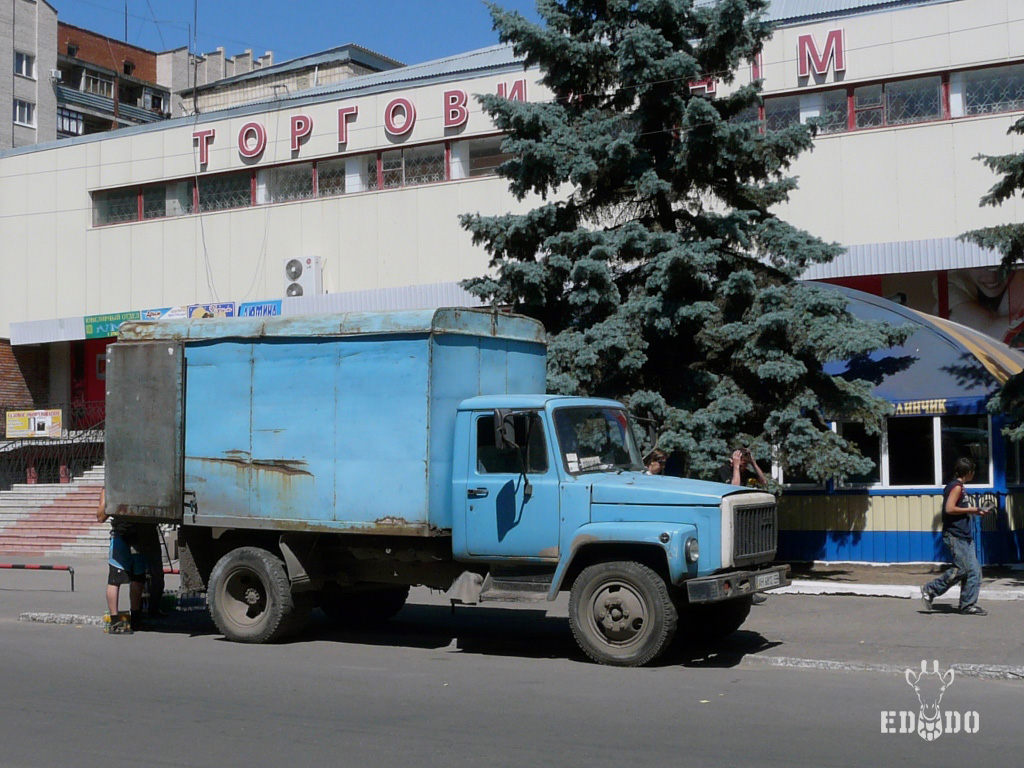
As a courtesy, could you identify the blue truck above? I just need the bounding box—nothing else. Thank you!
[104,308,788,666]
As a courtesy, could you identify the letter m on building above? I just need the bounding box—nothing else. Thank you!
[798,29,846,78]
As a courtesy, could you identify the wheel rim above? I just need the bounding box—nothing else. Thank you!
[586,580,649,649]
[218,566,269,630]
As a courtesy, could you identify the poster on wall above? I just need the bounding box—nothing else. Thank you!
[141,306,189,320]
[5,409,62,439]
[187,302,236,318]
[946,267,1024,347]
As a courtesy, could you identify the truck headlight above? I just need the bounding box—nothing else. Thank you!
[685,537,699,563]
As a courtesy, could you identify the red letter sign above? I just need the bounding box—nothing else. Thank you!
[237,122,267,159]
[798,29,846,78]
[384,98,416,136]
[337,106,358,145]
[688,77,717,95]
[444,90,469,128]
[497,79,527,101]
[290,114,313,152]
[192,128,215,167]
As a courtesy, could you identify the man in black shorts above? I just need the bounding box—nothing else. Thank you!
[97,488,146,632]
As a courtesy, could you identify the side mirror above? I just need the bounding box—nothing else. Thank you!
[493,409,517,448]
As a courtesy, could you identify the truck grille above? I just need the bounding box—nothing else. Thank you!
[733,503,777,566]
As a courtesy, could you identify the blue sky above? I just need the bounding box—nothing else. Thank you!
[55,0,542,66]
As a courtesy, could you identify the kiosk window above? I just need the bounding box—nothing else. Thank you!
[941,415,989,484]
[887,416,935,486]
[840,422,881,485]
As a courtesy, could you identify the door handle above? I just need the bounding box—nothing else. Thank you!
[467,488,489,499]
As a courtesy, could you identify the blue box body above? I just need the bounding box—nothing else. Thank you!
[123,309,546,536]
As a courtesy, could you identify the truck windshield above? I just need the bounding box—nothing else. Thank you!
[552,407,644,474]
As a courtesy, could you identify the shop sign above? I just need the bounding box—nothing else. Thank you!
[5,409,62,439]
[141,306,189,320]
[188,302,236,318]
[192,78,529,167]
[893,399,948,416]
[84,311,141,339]
[239,300,282,318]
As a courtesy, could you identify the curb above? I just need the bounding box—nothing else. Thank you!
[777,580,1024,601]
[743,654,1024,681]
[19,612,103,626]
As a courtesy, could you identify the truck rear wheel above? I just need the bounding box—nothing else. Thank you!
[569,561,677,667]
[207,547,297,644]
[321,585,410,627]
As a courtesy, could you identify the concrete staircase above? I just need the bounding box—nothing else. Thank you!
[0,466,108,557]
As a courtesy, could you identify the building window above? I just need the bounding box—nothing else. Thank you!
[402,144,446,186]
[14,52,35,79]
[197,171,252,212]
[940,415,990,485]
[93,188,139,226]
[381,149,403,189]
[886,416,936,486]
[256,163,314,204]
[144,91,166,113]
[960,63,1024,116]
[57,108,84,136]
[813,89,849,135]
[853,77,942,129]
[764,95,800,131]
[316,157,346,197]
[67,43,79,57]
[84,73,114,99]
[13,99,35,127]
[123,61,135,76]
[467,136,510,177]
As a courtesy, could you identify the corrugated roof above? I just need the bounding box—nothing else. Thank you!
[57,86,164,125]
[764,0,955,24]
[801,237,1001,280]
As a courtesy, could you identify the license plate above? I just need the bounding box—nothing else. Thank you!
[755,571,781,590]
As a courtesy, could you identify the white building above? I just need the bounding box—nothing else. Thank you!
[2,0,1023,418]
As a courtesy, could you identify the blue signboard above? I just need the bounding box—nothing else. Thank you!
[238,300,283,318]
[188,302,236,319]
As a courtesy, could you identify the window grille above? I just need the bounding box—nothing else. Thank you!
[142,187,166,219]
[197,172,251,213]
[258,164,314,204]
[854,85,884,128]
[317,158,346,197]
[764,95,800,131]
[729,105,760,126]
[963,64,1024,116]
[816,89,849,135]
[381,150,403,189]
[94,188,138,226]
[885,76,942,125]
[365,154,380,191]
[403,145,446,186]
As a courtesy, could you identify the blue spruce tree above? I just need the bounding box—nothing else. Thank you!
[462,0,909,483]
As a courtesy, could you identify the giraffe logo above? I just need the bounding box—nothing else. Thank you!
[881,660,980,738]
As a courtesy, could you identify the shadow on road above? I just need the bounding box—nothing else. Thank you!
[149,602,783,667]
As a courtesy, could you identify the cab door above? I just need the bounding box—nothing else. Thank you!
[464,411,560,558]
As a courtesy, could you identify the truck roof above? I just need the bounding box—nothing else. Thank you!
[117,307,545,344]
[458,395,626,410]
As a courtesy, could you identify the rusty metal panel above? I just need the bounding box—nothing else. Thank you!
[105,341,184,521]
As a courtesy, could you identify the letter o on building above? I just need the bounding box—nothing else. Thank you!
[237,121,267,159]
[384,98,416,137]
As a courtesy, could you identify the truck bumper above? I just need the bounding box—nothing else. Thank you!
[685,564,791,604]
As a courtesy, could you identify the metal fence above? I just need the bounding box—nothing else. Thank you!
[0,401,106,491]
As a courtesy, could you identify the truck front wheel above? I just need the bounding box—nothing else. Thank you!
[569,561,677,667]
[207,547,298,644]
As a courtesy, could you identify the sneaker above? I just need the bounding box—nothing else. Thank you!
[106,619,133,635]
[752,593,768,604]
[920,586,933,611]
[960,605,987,616]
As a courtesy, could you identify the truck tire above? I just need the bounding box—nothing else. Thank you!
[684,596,752,643]
[569,561,677,667]
[207,547,297,644]
[321,585,410,627]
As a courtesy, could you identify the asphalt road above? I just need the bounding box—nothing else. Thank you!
[1,600,1021,768]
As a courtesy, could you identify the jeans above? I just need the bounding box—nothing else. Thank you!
[925,533,981,609]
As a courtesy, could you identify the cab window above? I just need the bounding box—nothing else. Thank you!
[476,412,548,474]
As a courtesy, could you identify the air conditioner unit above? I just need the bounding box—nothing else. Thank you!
[49,69,62,82]
[283,256,323,297]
